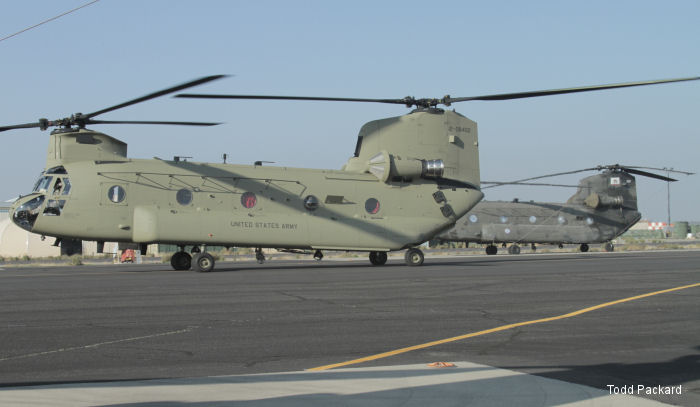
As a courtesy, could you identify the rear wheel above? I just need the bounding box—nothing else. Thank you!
[580,243,589,252]
[507,245,521,255]
[604,242,614,252]
[485,245,498,255]
[193,252,215,273]
[404,248,424,266]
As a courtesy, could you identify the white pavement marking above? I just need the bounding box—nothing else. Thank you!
[0,361,674,407]
[0,327,196,362]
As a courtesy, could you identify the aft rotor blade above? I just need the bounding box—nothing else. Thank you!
[621,165,695,176]
[447,76,700,103]
[175,93,410,105]
[86,75,227,118]
[623,168,677,182]
[498,168,598,185]
[481,181,581,189]
[87,119,222,126]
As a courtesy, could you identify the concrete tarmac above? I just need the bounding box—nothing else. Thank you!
[0,250,698,406]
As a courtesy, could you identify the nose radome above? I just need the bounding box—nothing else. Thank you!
[11,194,45,232]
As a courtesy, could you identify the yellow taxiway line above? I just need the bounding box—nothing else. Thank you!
[309,282,700,371]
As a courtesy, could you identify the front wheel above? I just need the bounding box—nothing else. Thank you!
[193,252,215,273]
[404,248,424,266]
[580,243,589,253]
[171,251,192,271]
[369,251,388,266]
[604,242,614,252]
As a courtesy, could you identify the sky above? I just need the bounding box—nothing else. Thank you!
[1,0,698,222]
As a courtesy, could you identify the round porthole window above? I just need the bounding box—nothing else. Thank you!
[586,217,595,225]
[304,195,319,211]
[469,214,478,223]
[365,198,380,214]
[504,227,511,234]
[558,215,566,224]
[108,185,125,203]
[176,189,193,206]
[529,215,537,224]
[500,215,508,223]
[241,192,257,209]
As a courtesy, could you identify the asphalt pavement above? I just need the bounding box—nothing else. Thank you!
[0,250,698,406]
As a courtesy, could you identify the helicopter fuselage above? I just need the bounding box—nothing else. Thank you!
[11,128,483,253]
[437,171,643,251]
[438,199,641,245]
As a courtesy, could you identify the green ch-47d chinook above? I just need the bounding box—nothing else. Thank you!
[4,75,699,272]
[437,165,693,254]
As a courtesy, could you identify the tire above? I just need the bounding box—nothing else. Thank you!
[369,251,388,266]
[604,242,614,252]
[170,251,192,271]
[404,248,424,266]
[508,245,520,255]
[580,243,589,252]
[193,252,215,273]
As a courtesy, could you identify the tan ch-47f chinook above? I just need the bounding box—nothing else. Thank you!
[4,75,698,272]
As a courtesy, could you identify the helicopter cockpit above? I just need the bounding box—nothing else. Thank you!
[13,166,72,231]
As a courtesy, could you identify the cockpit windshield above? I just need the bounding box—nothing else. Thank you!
[31,166,71,194]
[32,175,53,193]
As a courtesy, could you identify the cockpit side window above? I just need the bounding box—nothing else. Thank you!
[61,178,71,195]
[51,177,71,195]
[53,178,64,195]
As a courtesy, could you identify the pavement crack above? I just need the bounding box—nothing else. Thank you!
[0,326,197,362]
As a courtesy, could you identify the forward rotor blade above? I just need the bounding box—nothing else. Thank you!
[87,119,222,126]
[175,93,409,105]
[0,122,42,132]
[446,76,700,103]
[86,75,228,118]
[623,168,677,182]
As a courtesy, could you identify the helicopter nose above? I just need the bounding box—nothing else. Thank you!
[11,194,45,232]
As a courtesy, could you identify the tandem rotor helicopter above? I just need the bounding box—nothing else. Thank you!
[3,75,699,272]
[436,164,694,254]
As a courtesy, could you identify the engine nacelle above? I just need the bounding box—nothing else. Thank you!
[584,192,624,209]
[367,150,444,182]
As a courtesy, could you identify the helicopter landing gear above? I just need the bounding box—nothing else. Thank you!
[192,252,215,273]
[404,248,424,266]
[191,245,201,254]
[507,244,521,255]
[170,251,192,271]
[604,242,615,252]
[314,250,324,261]
[531,243,537,252]
[485,245,498,255]
[255,247,265,264]
[580,243,589,252]
[369,251,388,266]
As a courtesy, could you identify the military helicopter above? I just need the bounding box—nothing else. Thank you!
[436,165,693,254]
[4,75,699,272]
